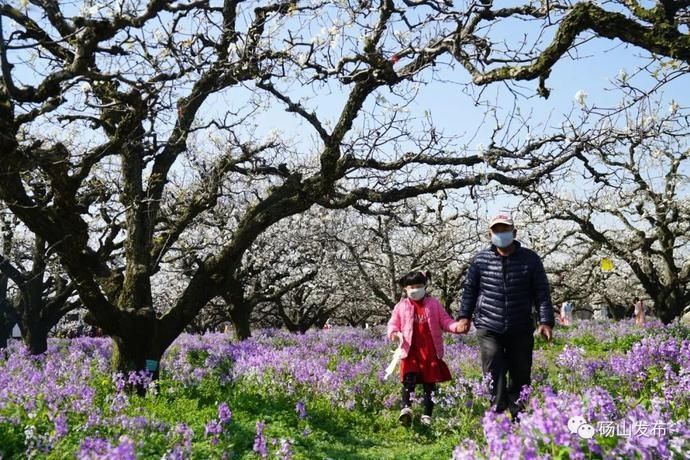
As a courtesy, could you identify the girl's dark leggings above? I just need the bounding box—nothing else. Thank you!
[401,372,435,416]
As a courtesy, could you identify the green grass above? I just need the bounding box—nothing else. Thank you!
[30,372,471,459]
[221,389,462,459]
[162,380,465,459]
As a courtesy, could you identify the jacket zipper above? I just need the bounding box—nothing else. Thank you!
[502,255,508,332]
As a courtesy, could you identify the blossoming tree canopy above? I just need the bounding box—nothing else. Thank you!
[0,0,576,373]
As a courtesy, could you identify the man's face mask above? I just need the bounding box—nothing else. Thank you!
[491,231,514,248]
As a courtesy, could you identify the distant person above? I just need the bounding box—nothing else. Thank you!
[561,300,574,326]
[596,303,609,321]
[633,297,645,325]
[456,213,555,419]
[387,271,463,427]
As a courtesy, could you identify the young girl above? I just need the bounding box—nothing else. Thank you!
[387,271,463,426]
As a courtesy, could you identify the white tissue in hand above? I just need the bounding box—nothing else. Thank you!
[384,347,403,380]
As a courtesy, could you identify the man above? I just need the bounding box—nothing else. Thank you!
[456,213,554,418]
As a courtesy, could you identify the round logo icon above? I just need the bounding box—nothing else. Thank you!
[567,415,587,434]
[577,423,596,439]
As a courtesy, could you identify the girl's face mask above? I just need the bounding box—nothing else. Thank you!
[406,287,426,301]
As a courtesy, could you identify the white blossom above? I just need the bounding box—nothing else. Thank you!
[393,30,410,41]
[154,28,166,43]
[617,68,628,82]
[85,3,102,17]
[574,90,588,107]
[669,100,679,115]
[642,115,656,128]
[265,128,280,143]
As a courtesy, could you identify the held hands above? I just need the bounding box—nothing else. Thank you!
[537,324,553,342]
[454,318,470,334]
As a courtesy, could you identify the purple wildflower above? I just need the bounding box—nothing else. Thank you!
[295,400,307,419]
[218,402,232,424]
[253,421,268,458]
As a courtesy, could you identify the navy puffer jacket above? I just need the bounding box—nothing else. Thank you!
[459,241,555,333]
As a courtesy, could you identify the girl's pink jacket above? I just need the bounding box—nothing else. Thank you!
[386,296,459,359]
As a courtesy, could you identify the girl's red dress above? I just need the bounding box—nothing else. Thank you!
[400,298,452,383]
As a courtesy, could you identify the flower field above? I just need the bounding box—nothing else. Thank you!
[1,320,689,459]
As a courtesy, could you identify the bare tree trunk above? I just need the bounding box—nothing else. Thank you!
[653,289,685,324]
[0,216,14,350]
[380,218,399,307]
[297,315,318,334]
[313,310,333,330]
[24,320,49,355]
[111,313,164,394]
[0,296,14,350]
[0,322,10,349]
[21,267,49,354]
[229,306,252,340]
[608,304,630,321]
[282,318,299,333]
